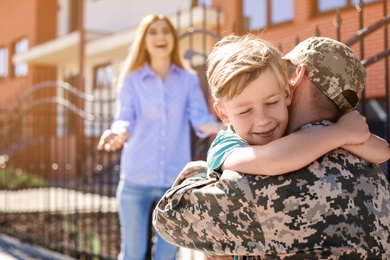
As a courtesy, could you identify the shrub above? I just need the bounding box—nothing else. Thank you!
[0,168,47,190]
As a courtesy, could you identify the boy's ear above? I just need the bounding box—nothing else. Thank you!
[213,103,231,124]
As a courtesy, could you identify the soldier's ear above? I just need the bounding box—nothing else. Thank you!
[213,103,230,124]
[289,64,305,91]
[284,84,293,106]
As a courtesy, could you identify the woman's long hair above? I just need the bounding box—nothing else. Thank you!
[116,14,185,90]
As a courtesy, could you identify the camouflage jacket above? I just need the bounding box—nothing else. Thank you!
[153,122,390,259]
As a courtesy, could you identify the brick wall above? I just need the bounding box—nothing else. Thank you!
[0,0,57,110]
[215,0,390,99]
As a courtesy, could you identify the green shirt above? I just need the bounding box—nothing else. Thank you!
[207,125,249,174]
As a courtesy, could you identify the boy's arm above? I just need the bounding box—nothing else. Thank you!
[342,134,390,164]
[223,111,370,175]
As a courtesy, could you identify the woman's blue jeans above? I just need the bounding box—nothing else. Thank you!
[116,180,178,260]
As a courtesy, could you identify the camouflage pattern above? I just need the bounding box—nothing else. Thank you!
[283,37,366,113]
[153,121,390,259]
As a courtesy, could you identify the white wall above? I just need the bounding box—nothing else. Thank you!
[57,0,71,36]
[84,0,191,32]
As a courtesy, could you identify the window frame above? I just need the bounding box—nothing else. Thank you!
[93,63,114,90]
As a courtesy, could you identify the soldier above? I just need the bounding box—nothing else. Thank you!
[153,36,390,259]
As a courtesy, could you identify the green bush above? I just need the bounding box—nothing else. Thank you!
[0,168,47,190]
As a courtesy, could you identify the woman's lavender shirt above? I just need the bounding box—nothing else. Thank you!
[112,64,216,187]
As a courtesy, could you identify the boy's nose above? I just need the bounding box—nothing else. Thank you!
[253,110,271,126]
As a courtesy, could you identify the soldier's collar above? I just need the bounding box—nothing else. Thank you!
[291,120,334,133]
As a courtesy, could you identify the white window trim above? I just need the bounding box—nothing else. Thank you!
[14,38,29,77]
[0,47,8,78]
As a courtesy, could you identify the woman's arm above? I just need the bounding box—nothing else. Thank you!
[222,111,370,175]
[342,134,390,164]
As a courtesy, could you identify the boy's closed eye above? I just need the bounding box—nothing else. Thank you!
[266,100,279,106]
[238,109,252,115]
[265,94,283,105]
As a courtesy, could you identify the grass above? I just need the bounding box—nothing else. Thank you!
[0,168,47,190]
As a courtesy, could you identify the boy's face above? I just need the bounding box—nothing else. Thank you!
[214,69,292,145]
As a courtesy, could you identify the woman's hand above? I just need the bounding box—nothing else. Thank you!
[97,129,127,152]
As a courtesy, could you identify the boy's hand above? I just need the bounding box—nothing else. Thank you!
[337,110,370,145]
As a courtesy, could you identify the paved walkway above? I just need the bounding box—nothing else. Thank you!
[0,233,75,260]
[0,233,206,260]
[0,188,206,259]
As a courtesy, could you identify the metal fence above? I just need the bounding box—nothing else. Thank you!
[0,2,389,260]
[0,5,220,260]
[341,0,390,175]
[0,78,121,259]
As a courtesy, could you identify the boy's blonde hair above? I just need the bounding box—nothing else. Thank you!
[206,34,288,103]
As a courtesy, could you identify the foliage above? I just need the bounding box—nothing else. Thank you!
[0,168,47,190]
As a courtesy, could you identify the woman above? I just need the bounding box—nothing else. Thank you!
[97,14,224,260]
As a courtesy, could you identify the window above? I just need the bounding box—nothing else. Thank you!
[197,0,211,6]
[271,0,294,24]
[351,0,377,5]
[93,63,114,90]
[243,0,293,31]
[0,48,8,78]
[318,0,346,12]
[318,0,378,12]
[14,38,28,77]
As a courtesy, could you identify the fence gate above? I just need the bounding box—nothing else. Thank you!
[0,6,221,260]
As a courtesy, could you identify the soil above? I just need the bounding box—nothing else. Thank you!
[0,211,121,260]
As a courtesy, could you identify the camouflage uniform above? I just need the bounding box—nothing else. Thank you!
[153,121,390,259]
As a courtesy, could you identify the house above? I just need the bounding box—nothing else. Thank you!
[0,0,219,180]
[0,1,388,258]
[0,0,388,179]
